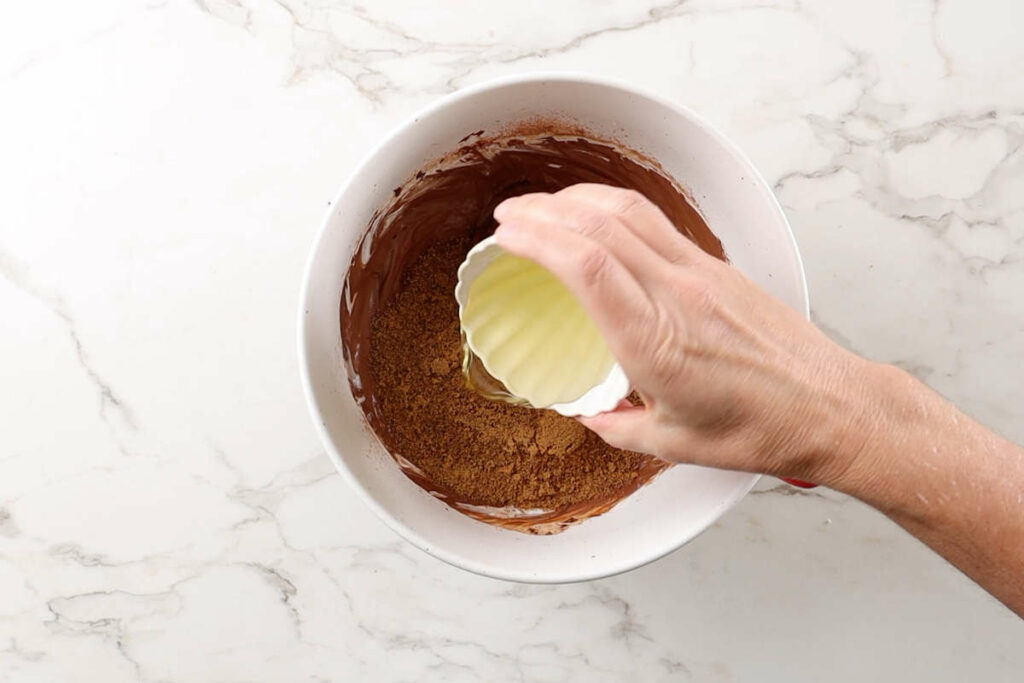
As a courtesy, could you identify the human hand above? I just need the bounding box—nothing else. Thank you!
[494,184,1024,615]
[493,184,884,486]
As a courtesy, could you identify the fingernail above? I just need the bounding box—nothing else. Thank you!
[493,197,521,221]
[493,201,509,222]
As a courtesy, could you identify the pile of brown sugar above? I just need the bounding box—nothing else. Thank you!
[368,235,651,511]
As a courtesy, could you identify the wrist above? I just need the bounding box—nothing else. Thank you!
[804,359,974,506]
[786,358,915,493]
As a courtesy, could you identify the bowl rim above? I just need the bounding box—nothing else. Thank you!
[297,71,809,583]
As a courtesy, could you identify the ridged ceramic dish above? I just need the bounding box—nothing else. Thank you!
[455,236,630,417]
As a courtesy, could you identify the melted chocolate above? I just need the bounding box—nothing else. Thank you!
[341,128,725,533]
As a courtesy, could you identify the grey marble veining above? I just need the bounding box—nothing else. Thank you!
[1,0,1022,680]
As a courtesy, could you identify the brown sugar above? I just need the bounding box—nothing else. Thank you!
[369,237,649,510]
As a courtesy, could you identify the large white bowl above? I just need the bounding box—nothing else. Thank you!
[299,73,808,583]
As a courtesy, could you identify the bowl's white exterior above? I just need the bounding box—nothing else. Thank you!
[298,73,808,583]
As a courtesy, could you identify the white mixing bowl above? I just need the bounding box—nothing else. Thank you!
[299,73,808,583]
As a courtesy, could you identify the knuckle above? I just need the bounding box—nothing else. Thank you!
[673,275,718,311]
[566,207,614,240]
[572,243,612,287]
[664,238,702,266]
[611,188,648,215]
[664,248,693,266]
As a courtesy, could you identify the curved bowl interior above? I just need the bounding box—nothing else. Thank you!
[300,74,807,583]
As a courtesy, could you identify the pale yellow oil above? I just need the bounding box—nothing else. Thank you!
[461,252,615,408]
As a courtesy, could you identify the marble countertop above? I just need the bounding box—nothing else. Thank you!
[2,0,1023,680]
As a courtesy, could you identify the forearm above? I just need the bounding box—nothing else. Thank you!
[814,363,1024,615]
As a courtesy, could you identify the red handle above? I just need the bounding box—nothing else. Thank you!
[779,477,818,489]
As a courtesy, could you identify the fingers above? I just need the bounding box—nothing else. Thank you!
[494,192,669,289]
[555,184,705,266]
[581,402,697,464]
[577,402,657,454]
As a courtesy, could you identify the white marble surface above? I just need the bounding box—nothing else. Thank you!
[2,0,1023,680]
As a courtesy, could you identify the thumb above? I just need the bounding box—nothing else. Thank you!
[578,402,654,454]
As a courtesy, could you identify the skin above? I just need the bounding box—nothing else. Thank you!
[493,184,1024,617]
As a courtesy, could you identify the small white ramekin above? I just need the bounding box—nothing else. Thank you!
[454,235,631,418]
